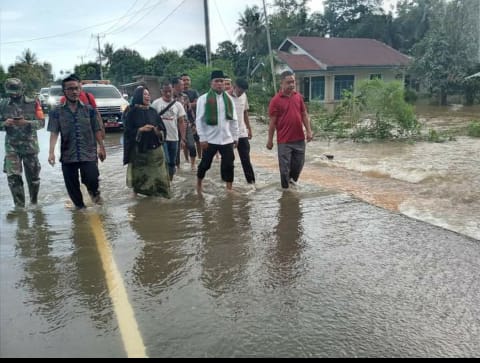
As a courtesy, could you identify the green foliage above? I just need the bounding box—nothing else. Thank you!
[409,0,479,105]
[185,62,235,95]
[214,41,240,63]
[164,57,202,80]
[2,0,479,107]
[322,0,383,37]
[108,48,146,86]
[426,129,442,142]
[404,88,418,104]
[6,49,52,97]
[183,44,207,65]
[349,79,420,139]
[74,62,101,80]
[308,101,349,138]
[467,120,480,137]
[0,65,8,98]
[146,49,182,78]
[246,82,275,119]
[306,80,420,141]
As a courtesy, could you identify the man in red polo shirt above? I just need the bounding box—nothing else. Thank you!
[266,70,313,189]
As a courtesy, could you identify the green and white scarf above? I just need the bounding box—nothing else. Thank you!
[205,89,233,126]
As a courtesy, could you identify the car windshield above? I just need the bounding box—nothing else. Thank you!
[40,88,49,95]
[49,87,63,96]
[83,86,122,99]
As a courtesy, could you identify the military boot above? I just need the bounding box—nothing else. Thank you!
[7,174,25,207]
[28,180,40,204]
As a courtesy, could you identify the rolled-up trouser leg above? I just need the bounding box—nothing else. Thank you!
[7,174,25,207]
[23,154,41,204]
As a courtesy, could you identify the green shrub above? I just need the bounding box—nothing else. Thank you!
[404,88,418,104]
[467,120,480,137]
[247,82,274,118]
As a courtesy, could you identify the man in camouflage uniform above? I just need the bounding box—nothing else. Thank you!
[0,78,45,207]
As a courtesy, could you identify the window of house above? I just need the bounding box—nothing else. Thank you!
[370,74,382,80]
[334,75,354,100]
[311,76,325,101]
[303,77,310,101]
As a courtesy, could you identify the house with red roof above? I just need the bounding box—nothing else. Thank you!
[276,37,411,105]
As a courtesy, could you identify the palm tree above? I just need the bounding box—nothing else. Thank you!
[236,6,265,78]
[16,48,38,66]
[101,43,115,69]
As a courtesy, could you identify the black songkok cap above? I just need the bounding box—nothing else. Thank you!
[210,70,225,80]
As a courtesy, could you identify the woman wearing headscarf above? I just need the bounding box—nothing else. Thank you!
[123,86,171,198]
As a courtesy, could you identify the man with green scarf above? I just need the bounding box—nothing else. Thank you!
[196,70,239,192]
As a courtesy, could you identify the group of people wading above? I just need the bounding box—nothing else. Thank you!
[1,70,313,209]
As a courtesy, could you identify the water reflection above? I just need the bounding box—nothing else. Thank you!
[70,211,114,328]
[268,192,305,287]
[200,195,252,297]
[130,199,190,294]
[14,209,62,320]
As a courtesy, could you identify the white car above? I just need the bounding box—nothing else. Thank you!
[38,87,50,111]
[47,85,63,111]
[82,83,129,130]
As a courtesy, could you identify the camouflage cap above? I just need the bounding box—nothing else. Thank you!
[4,78,24,95]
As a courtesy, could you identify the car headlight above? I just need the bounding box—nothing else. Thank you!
[121,103,128,112]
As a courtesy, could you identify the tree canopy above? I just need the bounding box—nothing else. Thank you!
[2,0,479,105]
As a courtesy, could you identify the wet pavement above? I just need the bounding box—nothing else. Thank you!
[1,120,479,357]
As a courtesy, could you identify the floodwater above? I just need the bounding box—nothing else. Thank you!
[0,105,479,357]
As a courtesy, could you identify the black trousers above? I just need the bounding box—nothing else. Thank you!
[197,143,235,183]
[61,161,100,208]
[236,137,255,184]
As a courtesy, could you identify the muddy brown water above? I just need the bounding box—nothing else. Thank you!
[1,105,479,357]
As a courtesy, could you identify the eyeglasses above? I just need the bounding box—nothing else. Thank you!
[64,87,80,92]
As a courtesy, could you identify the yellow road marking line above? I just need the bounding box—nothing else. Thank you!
[88,213,148,358]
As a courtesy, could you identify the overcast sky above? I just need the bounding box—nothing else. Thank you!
[0,0,396,79]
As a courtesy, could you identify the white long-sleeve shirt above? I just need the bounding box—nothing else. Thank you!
[195,91,239,145]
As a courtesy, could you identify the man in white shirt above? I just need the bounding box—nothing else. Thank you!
[196,70,239,192]
[152,80,187,181]
[231,78,255,185]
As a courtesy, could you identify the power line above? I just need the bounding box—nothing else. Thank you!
[102,0,140,34]
[106,0,165,36]
[212,0,232,43]
[128,0,187,47]
[83,35,94,59]
[0,1,164,45]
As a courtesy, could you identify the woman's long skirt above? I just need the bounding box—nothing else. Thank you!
[128,146,171,198]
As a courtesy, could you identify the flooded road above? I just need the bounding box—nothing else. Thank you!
[1,109,479,357]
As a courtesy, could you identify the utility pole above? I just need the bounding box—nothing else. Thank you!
[262,0,276,93]
[478,0,480,62]
[93,33,105,80]
[204,0,211,67]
